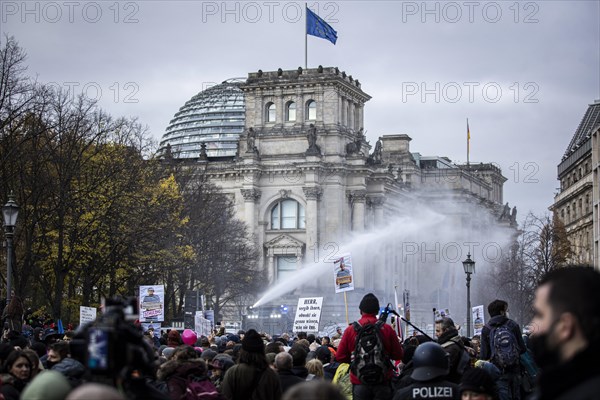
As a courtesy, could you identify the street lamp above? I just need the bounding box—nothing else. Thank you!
[2,193,19,303]
[462,252,475,337]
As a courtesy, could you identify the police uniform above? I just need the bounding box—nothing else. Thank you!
[394,379,459,400]
[393,342,460,400]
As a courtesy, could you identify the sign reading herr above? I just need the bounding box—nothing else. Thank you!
[293,297,323,333]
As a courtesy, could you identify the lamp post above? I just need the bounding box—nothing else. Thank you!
[462,252,475,337]
[2,193,19,303]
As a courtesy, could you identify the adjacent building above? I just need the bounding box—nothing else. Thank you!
[551,100,600,267]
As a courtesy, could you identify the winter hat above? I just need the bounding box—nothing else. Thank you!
[359,293,380,314]
[201,349,217,362]
[459,367,497,396]
[162,347,175,359]
[66,383,126,400]
[242,329,265,353]
[21,370,72,400]
[212,354,234,371]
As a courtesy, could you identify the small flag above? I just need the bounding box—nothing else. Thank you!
[467,119,471,141]
[306,7,338,44]
[57,319,64,334]
[394,287,403,341]
[467,118,471,164]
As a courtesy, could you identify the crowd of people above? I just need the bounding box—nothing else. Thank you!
[0,266,597,399]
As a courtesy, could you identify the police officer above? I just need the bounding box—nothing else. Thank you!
[394,342,459,400]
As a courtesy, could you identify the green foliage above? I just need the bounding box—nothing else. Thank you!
[0,37,262,324]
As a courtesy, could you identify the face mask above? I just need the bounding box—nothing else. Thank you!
[528,319,560,368]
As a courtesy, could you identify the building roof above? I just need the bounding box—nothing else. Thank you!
[562,100,600,161]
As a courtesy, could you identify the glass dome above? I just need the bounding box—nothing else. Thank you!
[159,79,245,159]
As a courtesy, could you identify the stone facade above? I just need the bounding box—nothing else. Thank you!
[552,100,600,267]
[164,67,514,329]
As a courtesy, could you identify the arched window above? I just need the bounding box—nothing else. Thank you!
[271,199,305,229]
[306,100,316,120]
[286,101,296,122]
[266,102,276,122]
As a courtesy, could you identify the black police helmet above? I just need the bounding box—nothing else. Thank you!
[411,342,450,381]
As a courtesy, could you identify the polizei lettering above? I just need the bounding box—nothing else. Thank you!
[412,386,453,398]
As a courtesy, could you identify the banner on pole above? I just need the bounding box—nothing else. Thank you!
[139,285,165,322]
[195,311,212,337]
[472,305,485,336]
[293,297,323,333]
[334,254,354,293]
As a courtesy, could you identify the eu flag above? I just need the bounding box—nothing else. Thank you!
[306,7,338,45]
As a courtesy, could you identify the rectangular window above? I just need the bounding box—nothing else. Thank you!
[271,204,280,229]
[281,201,297,229]
[277,255,297,281]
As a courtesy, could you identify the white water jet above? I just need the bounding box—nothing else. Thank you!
[252,205,455,309]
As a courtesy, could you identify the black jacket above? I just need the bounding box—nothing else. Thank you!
[393,377,459,400]
[277,369,304,393]
[436,328,464,384]
[323,361,340,381]
[529,343,600,400]
[480,315,526,370]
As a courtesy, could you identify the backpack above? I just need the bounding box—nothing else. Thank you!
[441,337,471,375]
[185,377,224,400]
[489,323,520,368]
[333,362,352,400]
[350,320,391,385]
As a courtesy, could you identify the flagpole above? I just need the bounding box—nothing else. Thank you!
[305,3,308,69]
[343,291,349,326]
[466,118,470,168]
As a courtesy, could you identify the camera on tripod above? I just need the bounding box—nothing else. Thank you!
[71,296,155,381]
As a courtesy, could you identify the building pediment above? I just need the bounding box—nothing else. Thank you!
[265,234,304,249]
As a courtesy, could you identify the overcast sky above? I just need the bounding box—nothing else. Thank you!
[2,0,599,220]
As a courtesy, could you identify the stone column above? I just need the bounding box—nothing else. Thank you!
[241,188,261,235]
[303,186,322,266]
[371,197,385,227]
[349,190,367,232]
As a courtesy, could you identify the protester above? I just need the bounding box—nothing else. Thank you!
[459,368,497,400]
[0,349,33,400]
[479,300,526,400]
[20,370,72,400]
[528,266,600,400]
[336,293,403,400]
[157,346,216,400]
[221,329,282,400]
[306,358,324,379]
[275,352,305,394]
[435,317,468,384]
[65,382,126,400]
[282,380,347,400]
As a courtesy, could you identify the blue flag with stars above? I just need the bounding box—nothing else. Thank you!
[306,7,337,44]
